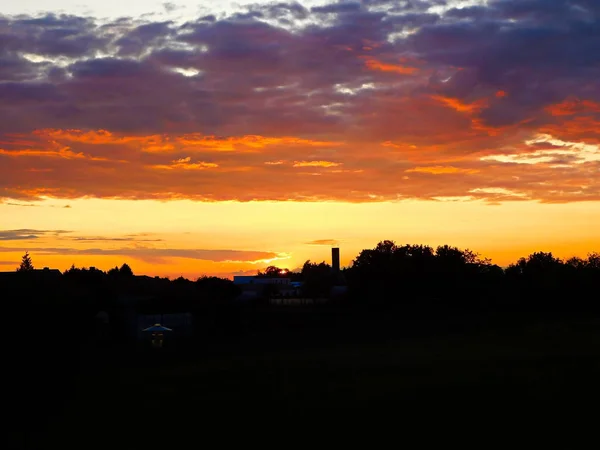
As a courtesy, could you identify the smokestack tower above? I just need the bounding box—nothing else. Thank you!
[332,247,340,273]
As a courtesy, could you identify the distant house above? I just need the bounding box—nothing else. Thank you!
[136,313,193,341]
[36,268,62,278]
[233,275,304,302]
[330,285,348,297]
[233,276,292,286]
[0,267,62,284]
[113,294,195,342]
[277,282,303,298]
[234,283,264,302]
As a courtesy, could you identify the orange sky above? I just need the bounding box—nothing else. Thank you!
[1,1,599,277]
[1,198,599,278]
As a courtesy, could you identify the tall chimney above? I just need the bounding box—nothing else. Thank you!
[332,247,340,273]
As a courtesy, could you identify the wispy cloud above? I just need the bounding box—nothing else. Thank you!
[305,239,340,246]
[0,260,17,266]
[3,202,39,207]
[0,229,71,241]
[0,246,287,264]
[293,161,342,168]
[2,201,72,208]
[406,166,480,175]
[363,57,419,75]
[162,2,181,13]
[150,157,219,171]
[70,236,164,242]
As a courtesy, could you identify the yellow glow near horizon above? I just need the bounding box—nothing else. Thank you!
[1,197,599,277]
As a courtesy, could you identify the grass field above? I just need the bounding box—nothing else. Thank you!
[29,316,600,446]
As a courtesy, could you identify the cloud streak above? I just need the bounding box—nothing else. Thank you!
[0,1,599,204]
[0,229,71,241]
[305,239,340,246]
[70,236,164,242]
[0,246,286,264]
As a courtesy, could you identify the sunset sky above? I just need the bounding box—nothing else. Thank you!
[1,0,599,278]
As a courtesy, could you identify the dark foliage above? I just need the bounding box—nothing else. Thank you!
[301,260,335,298]
[17,251,34,272]
[6,242,600,447]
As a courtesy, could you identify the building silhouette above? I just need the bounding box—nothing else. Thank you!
[332,247,340,273]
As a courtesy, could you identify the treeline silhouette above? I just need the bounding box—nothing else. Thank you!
[7,239,600,357]
[6,241,600,328]
[348,241,600,315]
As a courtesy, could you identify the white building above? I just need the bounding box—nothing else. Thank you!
[233,276,302,299]
[233,276,291,286]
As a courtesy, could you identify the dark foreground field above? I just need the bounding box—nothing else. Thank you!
[23,313,600,446]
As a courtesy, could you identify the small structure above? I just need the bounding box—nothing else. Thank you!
[332,247,340,273]
[233,276,292,286]
[137,312,192,341]
[234,275,303,302]
[142,323,172,348]
[0,267,62,285]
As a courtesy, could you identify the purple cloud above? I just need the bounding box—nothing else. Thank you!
[0,1,598,204]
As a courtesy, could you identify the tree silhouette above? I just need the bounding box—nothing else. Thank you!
[119,263,134,277]
[566,256,586,270]
[17,252,34,272]
[301,260,333,298]
[505,252,564,281]
[347,240,505,308]
[586,252,600,270]
[257,266,288,277]
[196,276,240,304]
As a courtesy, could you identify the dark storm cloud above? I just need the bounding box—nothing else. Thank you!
[409,0,600,125]
[69,57,149,78]
[0,4,399,134]
[0,14,108,57]
[197,15,217,23]
[115,21,174,56]
[0,55,39,82]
